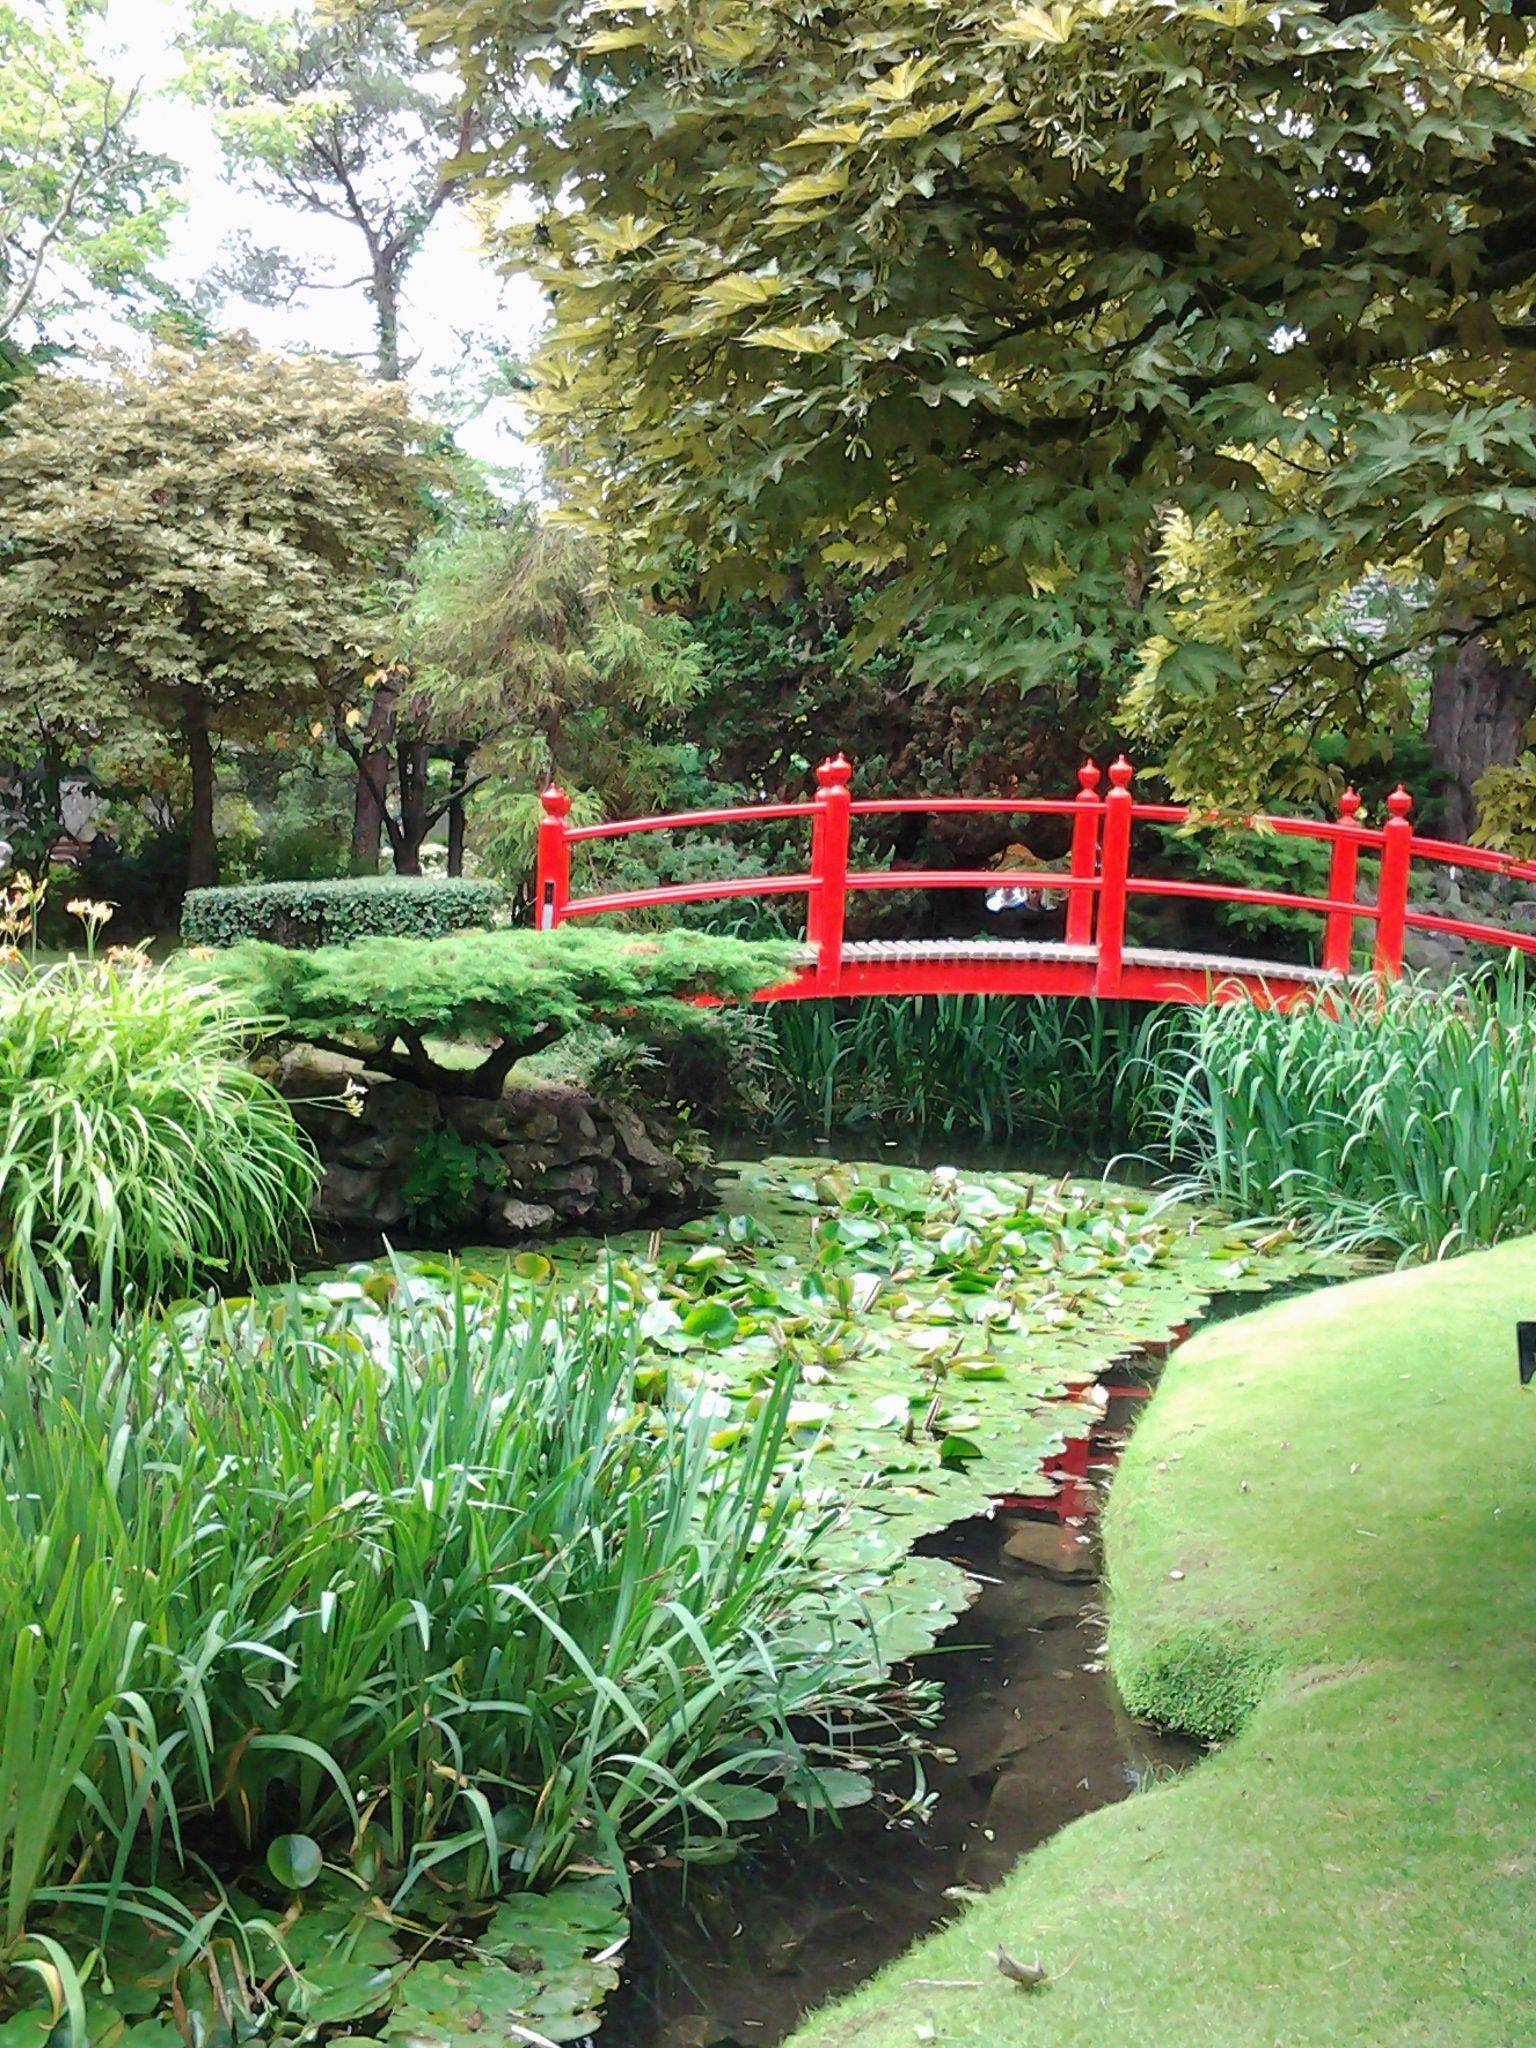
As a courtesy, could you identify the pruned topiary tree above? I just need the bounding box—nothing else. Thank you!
[214,926,804,1098]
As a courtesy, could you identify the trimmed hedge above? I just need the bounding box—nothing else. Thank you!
[182,876,507,949]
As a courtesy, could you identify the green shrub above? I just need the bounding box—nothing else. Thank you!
[253,754,360,881]
[1114,1620,1280,1743]
[1141,822,1337,959]
[181,874,507,948]
[1146,966,1536,1260]
[0,957,317,1311]
[0,1273,906,1991]
[216,925,805,1099]
[401,1125,506,1225]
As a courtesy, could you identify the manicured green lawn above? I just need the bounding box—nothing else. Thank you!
[787,1240,1536,2048]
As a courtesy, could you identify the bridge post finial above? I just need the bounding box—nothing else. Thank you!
[1107,755,1134,792]
[534,783,572,931]
[1066,761,1103,946]
[1322,786,1364,976]
[1374,786,1415,980]
[816,753,852,791]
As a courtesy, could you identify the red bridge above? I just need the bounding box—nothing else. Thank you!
[532,755,1536,1004]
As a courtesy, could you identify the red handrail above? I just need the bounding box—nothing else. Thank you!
[850,796,1087,819]
[529,755,1536,1002]
[846,869,1098,893]
[1124,877,1383,922]
[567,801,817,842]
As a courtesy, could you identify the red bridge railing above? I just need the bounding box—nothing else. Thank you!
[532,755,1536,1002]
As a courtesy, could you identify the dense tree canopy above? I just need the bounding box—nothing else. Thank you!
[405,510,710,874]
[421,0,1536,823]
[0,342,441,889]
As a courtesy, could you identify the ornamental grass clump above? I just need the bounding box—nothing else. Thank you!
[1146,967,1536,1260]
[0,953,317,1310]
[0,1273,905,1988]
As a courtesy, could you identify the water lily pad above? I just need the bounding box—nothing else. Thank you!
[786,1765,874,1812]
[681,1299,739,1345]
[268,1832,324,1890]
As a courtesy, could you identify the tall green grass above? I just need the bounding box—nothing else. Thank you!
[0,957,317,1310]
[758,996,1164,1148]
[0,1270,902,1968]
[1146,969,1536,1260]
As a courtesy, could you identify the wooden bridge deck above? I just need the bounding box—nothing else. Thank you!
[826,939,1340,1004]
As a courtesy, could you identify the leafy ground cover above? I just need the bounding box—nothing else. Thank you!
[781,1234,1536,2048]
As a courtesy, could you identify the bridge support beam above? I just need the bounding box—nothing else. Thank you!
[534,784,571,930]
[1094,757,1134,996]
[812,754,852,992]
[1065,761,1102,947]
[1322,788,1362,976]
[1374,786,1414,979]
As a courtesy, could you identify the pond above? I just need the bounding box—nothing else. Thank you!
[9,1155,1338,2048]
[307,1153,1338,2047]
[604,1510,1193,2048]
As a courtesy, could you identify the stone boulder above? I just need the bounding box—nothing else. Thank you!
[274,1048,715,1246]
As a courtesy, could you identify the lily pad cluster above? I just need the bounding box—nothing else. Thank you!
[485,1158,1333,1586]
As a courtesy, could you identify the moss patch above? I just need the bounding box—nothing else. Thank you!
[1114,1618,1279,1743]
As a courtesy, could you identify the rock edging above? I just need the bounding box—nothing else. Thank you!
[275,1048,714,1243]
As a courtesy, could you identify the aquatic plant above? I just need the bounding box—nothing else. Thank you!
[756,995,1164,1146]
[0,1265,906,2039]
[1145,967,1536,1260]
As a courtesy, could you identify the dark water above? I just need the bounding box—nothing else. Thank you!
[601,1510,1193,2048]
[715,1126,1157,1183]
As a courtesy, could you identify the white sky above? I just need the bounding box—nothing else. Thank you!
[94,0,546,480]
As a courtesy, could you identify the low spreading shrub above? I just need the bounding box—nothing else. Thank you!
[1146,967,1536,1259]
[217,925,804,1099]
[0,1273,907,1998]
[182,875,507,949]
[0,956,317,1310]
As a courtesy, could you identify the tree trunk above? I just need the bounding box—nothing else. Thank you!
[350,669,401,872]
[1427,639,1536,841]
[183,690,218,892]
[446,743,472,877]
[394,736,431,874]
[375,266,403,384]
